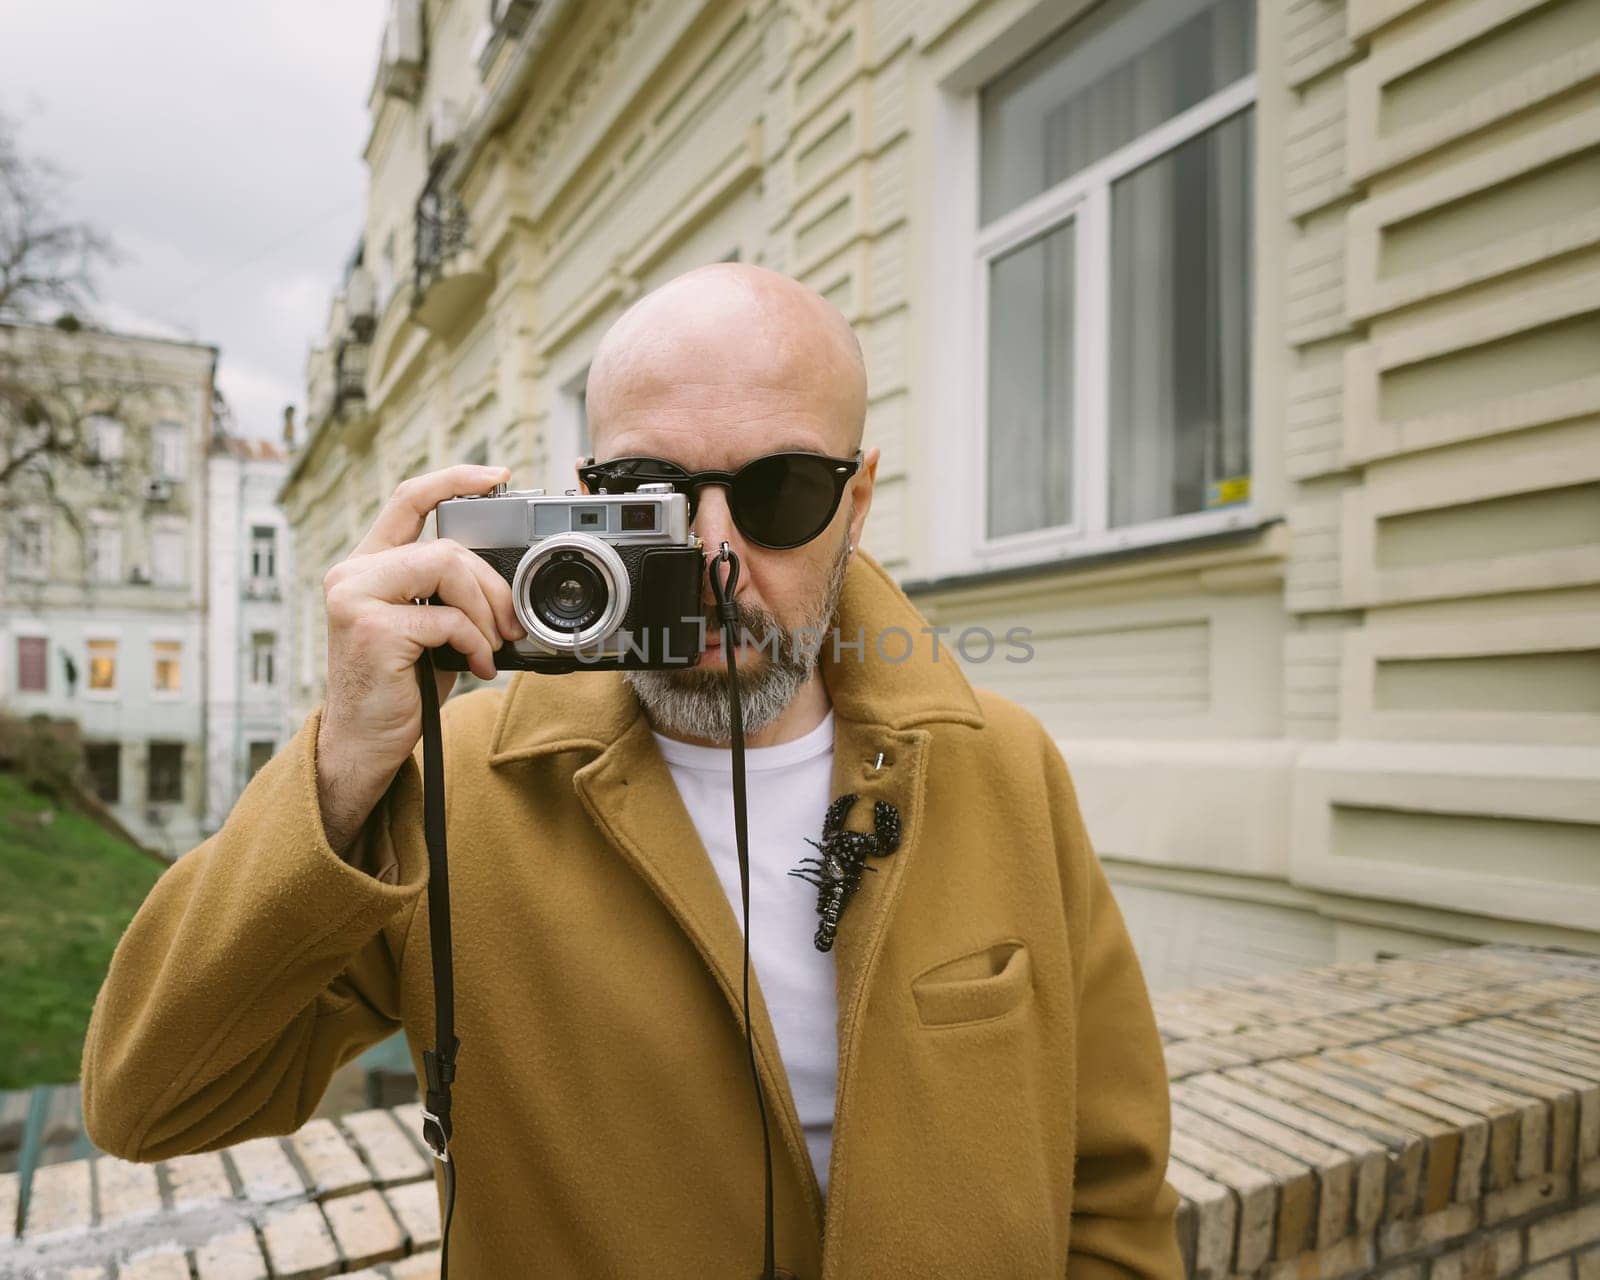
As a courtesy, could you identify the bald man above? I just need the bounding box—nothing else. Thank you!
[83,265,1183,1278]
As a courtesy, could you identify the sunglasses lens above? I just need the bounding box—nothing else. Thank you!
[731,454,842,548]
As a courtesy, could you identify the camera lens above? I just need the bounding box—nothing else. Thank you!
[511,534,632,653]
[552,576,587,614]
[529,552,607,633]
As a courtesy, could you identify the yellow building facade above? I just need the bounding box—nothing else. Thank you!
[283,0,1600,987]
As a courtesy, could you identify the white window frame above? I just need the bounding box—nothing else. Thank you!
[250,631,277,688]
[250,524,278,582]
[927,16,1260,578]
[88,415,124,465]
[152,421,185,480]
[88,512,123,585]
[151,519,187,587]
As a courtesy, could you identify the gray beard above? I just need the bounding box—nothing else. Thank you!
[626,532,851,743]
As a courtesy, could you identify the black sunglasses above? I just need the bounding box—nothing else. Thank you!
[578,450,862,550]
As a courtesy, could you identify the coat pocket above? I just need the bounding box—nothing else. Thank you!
[911,938,1032,1028]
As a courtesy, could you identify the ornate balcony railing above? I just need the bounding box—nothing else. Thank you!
[410,166,491,334]
[333,339,369,416]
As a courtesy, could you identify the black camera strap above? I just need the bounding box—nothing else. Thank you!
[414,651,460,1277]
[711,542,779,1280]
[412,542,780,1279]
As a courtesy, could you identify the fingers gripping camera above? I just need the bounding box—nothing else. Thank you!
[432,484,705,673]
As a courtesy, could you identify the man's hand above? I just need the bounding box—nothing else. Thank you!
[315,465,525,855]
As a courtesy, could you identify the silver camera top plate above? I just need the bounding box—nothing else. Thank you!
[436,488,691,548]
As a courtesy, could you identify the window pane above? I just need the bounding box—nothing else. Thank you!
[252,632,276,685]
[90,523,122,583]
[90,417,124,462]
[88,639,117,690]
[86,742,121,804]
[1108,109,1253,528]
[14,517,47,576]
[251,526,277,580]
[248,740,274,777]
[148,741,183,804]
[153,529,185,585]
[17,636,47,692]
[153,640,182,693]
[153,423,185,479]
[987,219,1075,539]
[980,0,1254,224]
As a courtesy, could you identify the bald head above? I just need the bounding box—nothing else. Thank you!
[585,263,868,459]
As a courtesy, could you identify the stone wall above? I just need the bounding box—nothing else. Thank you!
[2,945,1595,1278]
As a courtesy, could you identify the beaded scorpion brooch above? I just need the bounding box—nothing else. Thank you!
[788,794,902,952]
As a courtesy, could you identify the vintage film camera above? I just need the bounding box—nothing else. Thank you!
[432,483,705,673]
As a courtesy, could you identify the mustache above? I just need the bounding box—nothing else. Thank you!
[697,599,781,641]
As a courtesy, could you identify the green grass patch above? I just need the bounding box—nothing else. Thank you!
[0,771,163,1089]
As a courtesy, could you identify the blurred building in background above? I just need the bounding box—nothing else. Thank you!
[0,322,217,854]
[203,426,294,835]
[1,321,299,852]
[284,0,1600,983]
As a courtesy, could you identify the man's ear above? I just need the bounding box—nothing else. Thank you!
[846,445,879,553]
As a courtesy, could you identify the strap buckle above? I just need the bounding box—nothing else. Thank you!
[420,1106,451,1163]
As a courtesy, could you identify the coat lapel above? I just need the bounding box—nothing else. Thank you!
[557,702,828,1241]
[485,551,986,1267]
[820,717,929,1243]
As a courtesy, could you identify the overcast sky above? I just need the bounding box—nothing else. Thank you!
[1,1,386,440]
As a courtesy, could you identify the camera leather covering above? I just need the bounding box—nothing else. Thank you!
[431,544,705,673]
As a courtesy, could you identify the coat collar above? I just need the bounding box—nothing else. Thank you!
[485,547,984,763]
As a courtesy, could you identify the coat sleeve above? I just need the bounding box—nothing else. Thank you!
[1045,736,1184,1279]
[80,709,428,1163]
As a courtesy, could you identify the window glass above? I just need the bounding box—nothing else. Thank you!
[979,0,1255,223]
[86,742,121,804]
[152,640,182,693]
[16,636,47,692]
[975,0,1255,548]
[152,422,185,479]
[12,516,47,577]
[250,525,277,580]
[89,520,122,583]
[147,741,184,804]
[88,416,124,463]
[1109,109,1253,526]
[153,527,185,586]
[986,220,1075,539]
[251,632,276,686]
[248,740,275,777]
[88,638,117,691]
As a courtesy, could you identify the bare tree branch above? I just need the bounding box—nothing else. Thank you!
[0,113,114,323]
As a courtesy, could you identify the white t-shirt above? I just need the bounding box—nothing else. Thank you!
[652,711,838,1199]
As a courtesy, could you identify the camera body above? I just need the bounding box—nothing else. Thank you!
[433,484,705,673]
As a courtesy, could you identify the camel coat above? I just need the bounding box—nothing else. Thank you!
[82,551,1182,1278]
